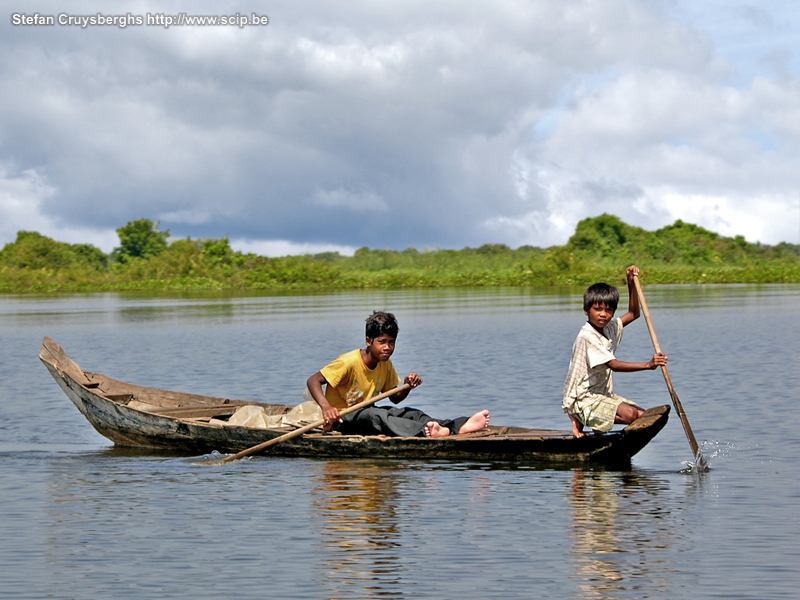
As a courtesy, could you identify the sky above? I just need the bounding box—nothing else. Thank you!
[1,0,798,256]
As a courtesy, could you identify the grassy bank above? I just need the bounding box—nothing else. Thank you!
[1,215,798,294]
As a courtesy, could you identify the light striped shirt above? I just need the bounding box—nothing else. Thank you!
[562,318,624,414]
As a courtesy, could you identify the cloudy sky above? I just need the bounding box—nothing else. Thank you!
[1,0,798,256]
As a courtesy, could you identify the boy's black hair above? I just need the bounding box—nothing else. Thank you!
[583,283,619,312]
[365,311,399,340]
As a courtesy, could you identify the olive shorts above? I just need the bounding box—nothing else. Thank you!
[576,394,640,433]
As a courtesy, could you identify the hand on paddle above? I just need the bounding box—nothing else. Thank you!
[387,372,422,404]
[321,404,342,430]
[307,370,422,430]
[647,352,669,370]
[405,372,422,388]
[306,371,343,430]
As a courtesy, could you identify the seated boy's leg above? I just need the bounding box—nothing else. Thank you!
[424,416,465,438]
[340,406,432,437]
[423,411,490,438]
[424,421,450,438]
[340,407,491,438]
[614,399,645,425]
[579,394,640,433]
[457,410,490,434]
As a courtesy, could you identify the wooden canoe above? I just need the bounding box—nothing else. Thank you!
[39,337,670,465]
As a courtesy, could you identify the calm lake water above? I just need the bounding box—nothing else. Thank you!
[1,285,798,599]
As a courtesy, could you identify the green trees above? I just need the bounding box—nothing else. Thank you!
[0,214,798,292]
[567,214,640,256]
[0,231,107,270]
[111,219,169,263]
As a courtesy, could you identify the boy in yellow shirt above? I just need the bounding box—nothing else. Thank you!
[307,311,489,437]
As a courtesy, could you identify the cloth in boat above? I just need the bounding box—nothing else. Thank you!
[225,400,322,429]
[562,317,639,432]
[321,348,469,437]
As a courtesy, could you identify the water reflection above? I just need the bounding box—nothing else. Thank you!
[312,460,406,599]
[568,469,682,600]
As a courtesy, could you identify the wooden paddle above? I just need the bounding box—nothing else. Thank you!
[632,274,708,470]
[200,382,412,465]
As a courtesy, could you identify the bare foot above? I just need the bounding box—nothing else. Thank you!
[457,410,490,434]
[424,421,451,438]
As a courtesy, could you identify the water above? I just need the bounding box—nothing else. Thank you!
[1,285,798,599]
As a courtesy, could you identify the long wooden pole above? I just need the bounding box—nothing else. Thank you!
[632,275,707,469]
[200,383,411,465]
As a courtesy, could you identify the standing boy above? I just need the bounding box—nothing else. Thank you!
[307,311,490,438]
[563,266,667,438]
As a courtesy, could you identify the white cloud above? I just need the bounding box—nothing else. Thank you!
[230,238,356,257]
[0,168,119,251]
[0,169,54,241]
[1,0,798,255]
[653,192,798,244]
[493,59,800,246]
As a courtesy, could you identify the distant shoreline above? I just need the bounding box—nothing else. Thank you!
[2,214,798,293]
[2,265,798,295]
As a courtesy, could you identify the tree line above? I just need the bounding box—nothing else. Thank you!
[1,214,798,293]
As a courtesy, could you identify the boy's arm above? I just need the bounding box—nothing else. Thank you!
[607,353,667,372]
[306,371,341,425]
[388,372,422,404]
[619,265,641,327]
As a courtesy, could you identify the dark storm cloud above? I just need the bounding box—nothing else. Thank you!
[1,0,798,253]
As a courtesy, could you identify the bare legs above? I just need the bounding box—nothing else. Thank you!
[424,410,490,438]
[614,402,645,425]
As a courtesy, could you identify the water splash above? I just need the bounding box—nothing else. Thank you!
[680,439,744,473]
[187,450,252,466]
[680,454,710,474]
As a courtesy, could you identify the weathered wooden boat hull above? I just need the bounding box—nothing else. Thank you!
[39,337,670,464]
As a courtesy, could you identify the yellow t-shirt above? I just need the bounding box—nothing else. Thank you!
[320,349,401,410]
